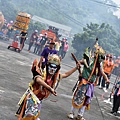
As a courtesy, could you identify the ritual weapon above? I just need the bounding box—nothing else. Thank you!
[71,53,82,92]
[71,53,81,74]
[54,73,62,90]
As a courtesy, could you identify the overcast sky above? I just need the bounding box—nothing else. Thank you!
[112,0,120,18]
[112,0,120,5]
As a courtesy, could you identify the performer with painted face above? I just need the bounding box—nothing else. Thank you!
[68,42,110,120]
[16,54,80,120]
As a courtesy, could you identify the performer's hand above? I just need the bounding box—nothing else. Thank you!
[76,62,81,69]
[50,88,57,96]
[106,79,110,84]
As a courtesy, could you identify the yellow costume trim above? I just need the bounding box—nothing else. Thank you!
[18,88,29,105]
[48,54,61,65]
[22,111,40,120]
[72,79,87,109]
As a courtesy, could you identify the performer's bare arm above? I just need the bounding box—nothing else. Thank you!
[62,63,80,78]
[39,56,44,68]
[101,71,109,82]
[36,77,57,96]
[94,76,100,86]
[100,66,110,83]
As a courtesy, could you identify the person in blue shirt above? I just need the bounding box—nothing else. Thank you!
[111,80,120,116]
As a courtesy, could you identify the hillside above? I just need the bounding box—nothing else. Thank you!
[0,0,120,34]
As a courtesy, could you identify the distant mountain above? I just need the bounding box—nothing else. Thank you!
[0,0,120,34]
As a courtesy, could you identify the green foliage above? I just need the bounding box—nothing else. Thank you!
[28,21,45,34]
[0,0,120,34]
[0,0,17,21]
[72,23,120,59]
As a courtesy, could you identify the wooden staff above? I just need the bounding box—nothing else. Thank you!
[71,53,81,92]
[71,53,81,74]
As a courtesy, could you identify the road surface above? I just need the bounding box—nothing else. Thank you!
[0,39,119,120]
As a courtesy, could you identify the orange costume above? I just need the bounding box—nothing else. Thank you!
[103,56,114,75]
[15,54,78,120]
[101,54,114,91]
[16,54,61,120]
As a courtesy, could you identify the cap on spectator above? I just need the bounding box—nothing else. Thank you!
[10,21,13,23]
[118,56,120,59]
[40,34,43,36]
[35,30,38,33]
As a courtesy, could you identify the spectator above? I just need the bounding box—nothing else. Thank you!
[38,33,48,55]
[13,29,20,41]
[19,30,28,51]
[111,80,120,116]
[33,34,42,54]
[59,38,66,58]
[28,30,38,52]
[112,56,120,75]
[101,54,115,92]
[1,20,8,34]
[6,21,13,39]
[39,40,57,69]
[62,41,69,59]
[55,39,61,54]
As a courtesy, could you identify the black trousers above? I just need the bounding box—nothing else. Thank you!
[112,95,120,113]
[101,73,111,89]
[28,42,34,51]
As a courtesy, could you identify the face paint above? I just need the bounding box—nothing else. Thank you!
[48,64,57,75]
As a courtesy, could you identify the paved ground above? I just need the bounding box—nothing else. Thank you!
[0,39,120,120]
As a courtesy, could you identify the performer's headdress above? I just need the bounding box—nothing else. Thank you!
[94,42,105,55]
[83,47,90,58]
[48,54,61,65]
[83,47,90,66]
[94,42,106,63]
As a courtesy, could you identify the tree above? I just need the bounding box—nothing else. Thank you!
[0,0,17,21]
[72,23,120,59]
